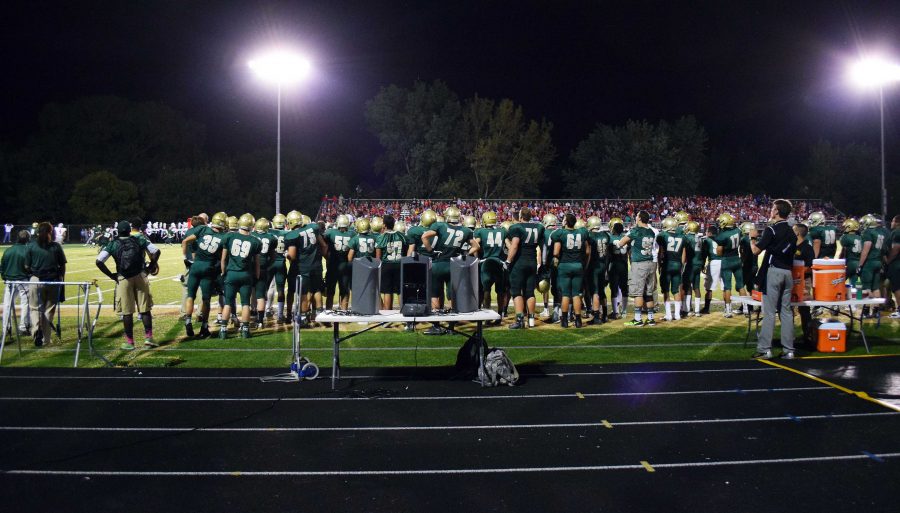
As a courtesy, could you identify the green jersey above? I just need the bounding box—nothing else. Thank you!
[192,226,226,263]
[840,233,862,261]
[861,228,888,263]
[284,223,323,272]
[431,222,474,262]
[626,226,655,263]
[349,233,378,259]
[377,231,407,263]
[25,241,67,278]
[222,231,262,273]
[740,234,758,266]
[685,233,705,266]
[589,231,612,264]
[474,227,507,261]
[507,222,545,262]
[406,225,434,258]
[252,230,278,269]
[609,233,629,262]
[324,228,354,264]
[551,227,590,264]
[705,237,721,261]
[891,229,900,270]
[714,227,741,259]
[1,243,29,281]
[656,231,687,268]
[184,225,204,258]
[270,229,288,262]
[809,225,838,258]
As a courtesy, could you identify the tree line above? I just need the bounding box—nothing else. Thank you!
[0,86,894,223]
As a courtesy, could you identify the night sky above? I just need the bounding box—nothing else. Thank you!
[4,0,900,189]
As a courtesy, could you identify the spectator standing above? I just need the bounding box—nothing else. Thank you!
[24,222,67,347]
[614,211,658,326]
[95,221,161,350]
[2,223,12,243]
[54,223,66,244]
[751,199,797,359]
[2,230,32,334]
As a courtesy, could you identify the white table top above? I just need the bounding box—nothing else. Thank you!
[734,296,886,307]
[316,309,501,323]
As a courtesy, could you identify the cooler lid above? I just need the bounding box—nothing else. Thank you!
[813,258,845,266]
[819,322,846,330]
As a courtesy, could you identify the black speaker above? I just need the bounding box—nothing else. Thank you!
[400,255,431,316]
[450,255,479,313]
[351,257,381,315]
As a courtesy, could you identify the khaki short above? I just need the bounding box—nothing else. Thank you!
[628,260,658,297]
[115,273,153,315]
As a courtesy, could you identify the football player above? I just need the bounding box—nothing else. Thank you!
[540,213,560,322]
[181,212,227,338]
[219,214,262,338]
[738,221,759,314]
[858,214,887,317]
[323,214,353,310]
[375,215,407,310]
[503,208,545,329]
[713,213,745,318]
[614,211,657,326]
[888,215,900,318]
[701,224,721,315]
[474,211,507,323]
[585,216,610,324]
[839,218,862,285]
[551,213,591,328]
[807,211,838,259]
[675,211,690,235]
[607,217,629,319]
[682,220,705,316]
[656,217,687,321]
[251,218,277,329]
[286,212,327,327]
[267,213,289,322]
[348,218,378,260]
[421,206,479,334]
[406,209,437,259]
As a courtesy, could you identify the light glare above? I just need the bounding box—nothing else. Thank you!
[849,57,900,88]
[248,50,312,85]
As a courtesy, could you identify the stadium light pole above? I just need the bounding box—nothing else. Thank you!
[848,56,900,223]
[248,50,312,214]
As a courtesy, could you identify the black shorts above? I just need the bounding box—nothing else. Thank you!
[380,262,401,295]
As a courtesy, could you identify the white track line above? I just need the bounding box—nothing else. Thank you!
[0,386,830,402]
[0,411,894,433]
[4,452,899,476]
[0,367,777,380]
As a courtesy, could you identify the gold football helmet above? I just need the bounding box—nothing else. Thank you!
[542,213,558,228]
[739,221,755,235]
[501,220,513,231]
[842,218,860,233]
[226,216,239,231]
[481,211,498,227]
[238,213,255,230]
[662,217,678,232]
[254,217,270,232]
[608,217,624,231]
[859,214,878,229]
[210,212,228,229]
[463,215,477,229]
[807,211,825,227]
[587,216,603,231]
[394,220,407,234]
[716,213,735,229]
[436,214,446,223]
[335,214,350,229]
[574,218,586,230]
[370,216,384,233]
[444,206,461,224]
[675,210,691,225]
[420,209,437,227]
[271,213,286,230]
[685,221,700,234]
[537,279,551,294]
[286,210,303,229]
[356,218,370,234]
[300,214,311,226]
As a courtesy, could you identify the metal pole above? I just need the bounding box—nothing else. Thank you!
[276,83,282,215]
[880,86,887,223]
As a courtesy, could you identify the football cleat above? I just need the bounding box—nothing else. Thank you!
[185,322,195,337]
[482,211,498,227]
[355,218,370,234]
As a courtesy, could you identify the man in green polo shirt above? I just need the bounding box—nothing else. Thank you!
[2,230,32,335]
[614,210,657,326]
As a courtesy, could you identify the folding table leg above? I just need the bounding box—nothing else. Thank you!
[331,322,340,390]
[477,320,486,387]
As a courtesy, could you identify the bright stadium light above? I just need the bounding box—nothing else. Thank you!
[248,49,313,214]
[847,55,900,224]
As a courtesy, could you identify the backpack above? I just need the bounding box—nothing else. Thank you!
[478,348,519,387]
[454,333,484,378]
[115,237,145,279]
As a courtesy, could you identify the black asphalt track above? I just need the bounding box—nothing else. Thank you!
[0,359,897,512]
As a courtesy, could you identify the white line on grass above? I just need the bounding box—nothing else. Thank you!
[0,367,777,380]
[0,386,830,402]
[0,411,894,433]
[4,452,899,476]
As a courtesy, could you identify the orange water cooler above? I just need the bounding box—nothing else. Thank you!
[812,259,846,301]
[816,321,847,352]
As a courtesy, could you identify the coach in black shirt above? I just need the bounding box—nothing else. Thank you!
[751,199,797,359]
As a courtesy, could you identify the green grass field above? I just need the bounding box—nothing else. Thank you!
[2,244,898,369]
